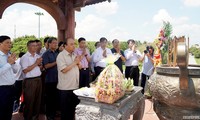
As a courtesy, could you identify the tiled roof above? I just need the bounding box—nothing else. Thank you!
[85,0,111,6]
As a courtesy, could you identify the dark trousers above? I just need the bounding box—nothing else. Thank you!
[125,66,140,86]
[95,66,105,79]
[40,71,46,114]
[0,85,14,120]
[141,73,150,94]
[23,77,42,120]
[79,68,90,88]
[14,80,23,106]
[92,67,98,81]
[59,90,80,120]
[45,82,58,118]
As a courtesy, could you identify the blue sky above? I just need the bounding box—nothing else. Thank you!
[0,0,200,45]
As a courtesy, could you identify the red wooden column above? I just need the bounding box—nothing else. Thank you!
[65,0,75,39]
[57,29,65,42]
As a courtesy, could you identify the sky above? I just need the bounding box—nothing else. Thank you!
[0,0,200,46]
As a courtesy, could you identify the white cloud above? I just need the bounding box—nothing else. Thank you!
[184,0,200,7]
[153,9,172,23]
[75,14,107,40]
[0,6,57,39]
[142,22,149,27]
[153,9,189,25]
[151,9,200,45]
[173,24,200,45]
[173,16,189,25]
[107,27,131,41]
[94,1,119,16]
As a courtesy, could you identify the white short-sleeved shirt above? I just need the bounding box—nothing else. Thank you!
[142,56,154,76]
[20,52,41,78]
[124,49,142,66]
[93,47,112,68]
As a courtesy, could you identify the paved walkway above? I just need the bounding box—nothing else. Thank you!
[12,99,159,120]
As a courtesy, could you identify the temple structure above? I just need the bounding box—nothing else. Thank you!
[0,0,110,41]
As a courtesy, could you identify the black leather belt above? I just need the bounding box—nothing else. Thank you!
[80,68,89,70]
[0,85,14,88]
[126,66,138,68]
[25,76,41,80]
[96,66,105,69]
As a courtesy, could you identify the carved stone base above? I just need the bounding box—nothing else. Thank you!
[154,100,200,120]
[75,87,145,120]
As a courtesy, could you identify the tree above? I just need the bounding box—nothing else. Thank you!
[11,35,38,55]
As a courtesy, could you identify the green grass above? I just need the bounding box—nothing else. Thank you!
[195,58,200,64]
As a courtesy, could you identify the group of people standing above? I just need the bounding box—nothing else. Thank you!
[0,35,155,120]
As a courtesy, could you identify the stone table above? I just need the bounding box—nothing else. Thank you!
[75,86,145,120]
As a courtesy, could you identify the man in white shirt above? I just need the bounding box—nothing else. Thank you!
[20,40,43,120]
[0,35,16,120]
[90,41,100,81]
[56,38,81,120]
[124,39,142,86]
[93,37,112,78]
[13,52,25,112]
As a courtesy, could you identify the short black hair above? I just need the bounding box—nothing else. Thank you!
[34,39,41,43]
[127,39,135,44]
[44,37,49,43]
[27,40,36,46]
[112,39,119,44]
[58,41,64,47]
[78,37,86,43]
[100,37,107,42]
[0,35,11,43]
[19,52,25,58]
[47,37,57,44]
[95,41,100,47]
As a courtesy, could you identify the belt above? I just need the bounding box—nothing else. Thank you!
[126,66,138,68]
[81,68,89,70]
[96,66,105,69]
[0,85,14,88]
[25,76,41,80]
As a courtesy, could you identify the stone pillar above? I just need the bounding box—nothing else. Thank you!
[65,0,75,39]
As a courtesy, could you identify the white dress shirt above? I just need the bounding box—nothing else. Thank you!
[93,47,112,68]
[90,52,95,73]
[0,51,16,85]
[124,49,142,66]
[20,52,41,78]
[12,58,24,81]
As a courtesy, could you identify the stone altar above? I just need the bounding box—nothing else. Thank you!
[75,87,145,120]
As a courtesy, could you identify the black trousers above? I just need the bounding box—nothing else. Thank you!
[79,68,90,88]
[141,73,150,94]
[125,66,140,86]
[23,77,42,120]
[95,66,105,79]
[0,85,14,120]
[40,71,46,114]
[59,90,80,120]
[14,80,23,106]
[45,82,58,118]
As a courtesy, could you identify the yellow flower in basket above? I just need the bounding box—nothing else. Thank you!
[103,53,121,65]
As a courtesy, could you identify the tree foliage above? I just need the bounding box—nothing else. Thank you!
[11,35,38,55]
[189,46,200,58]
[11,35,146,55]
